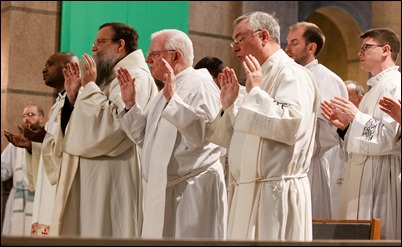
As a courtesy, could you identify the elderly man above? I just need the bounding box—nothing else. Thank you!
[208,11,319,241]
[117,29,227,239]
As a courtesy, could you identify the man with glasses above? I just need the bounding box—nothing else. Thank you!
[50,22,158,238]
[2,104,44,236]
[285,22,348,220]
[118,29,227,239]
[321,28,401,240]
[207,11,319,241]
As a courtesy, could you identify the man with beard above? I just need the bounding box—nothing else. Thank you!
[285,22,348,219]
[50,22,158,238]
[2,104,45,236]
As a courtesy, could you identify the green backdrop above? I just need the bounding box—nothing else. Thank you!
[60,1,189,58]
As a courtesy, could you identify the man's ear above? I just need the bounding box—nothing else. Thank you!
[382,44,391,55]
[117,39,126,53]
[308,42,317,54]
[217,72,224,87]
[261,29,270,46]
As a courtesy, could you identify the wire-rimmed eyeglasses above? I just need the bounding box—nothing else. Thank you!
[146,50,176,59]
[230,30,261,48]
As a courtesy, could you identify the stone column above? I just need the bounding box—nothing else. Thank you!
[1,1,61,152]
[372,1,401,66]
[1,1,61,231]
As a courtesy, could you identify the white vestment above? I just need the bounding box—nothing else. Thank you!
[340,66,401,240]
[305,59,348,219]
[1,143,33,236]
[325,144,348,219]
[208,50,319,241]
[50,50,158,238]
[28,91,65,236]
[119,67,227,239]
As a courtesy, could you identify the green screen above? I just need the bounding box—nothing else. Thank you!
[60,1,189,58]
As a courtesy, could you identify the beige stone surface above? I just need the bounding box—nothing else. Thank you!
[190,34,242,77]
[1,10,10,89]
[9,1,59,12]
[9,9,60,93]
[189,1,242,37]
[1,2,60,151]
[1,1,11,9]
[308,12,348,81]
[308,7,369,86]
[372,1,401,66]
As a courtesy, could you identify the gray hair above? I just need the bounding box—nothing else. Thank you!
[233,11,280,44]
[345,80,365,96]
[151,29,194,66]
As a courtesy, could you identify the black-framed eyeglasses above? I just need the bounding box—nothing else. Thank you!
[93,38,119,47]
[230,30,261,48]
[22,112,37,118]
[360,43,384,52]
[146,50,176,59]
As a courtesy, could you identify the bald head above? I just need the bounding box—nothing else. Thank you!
[42,52,78,92]
[345,80,365,107]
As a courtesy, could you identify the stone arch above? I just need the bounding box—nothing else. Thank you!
[304,6,369,92]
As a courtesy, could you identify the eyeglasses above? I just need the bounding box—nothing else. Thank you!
[230,30,261,48]
[93,38,118,47]
[146,50,176,59]
[22,112,37,118]
[360,43,384,52]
